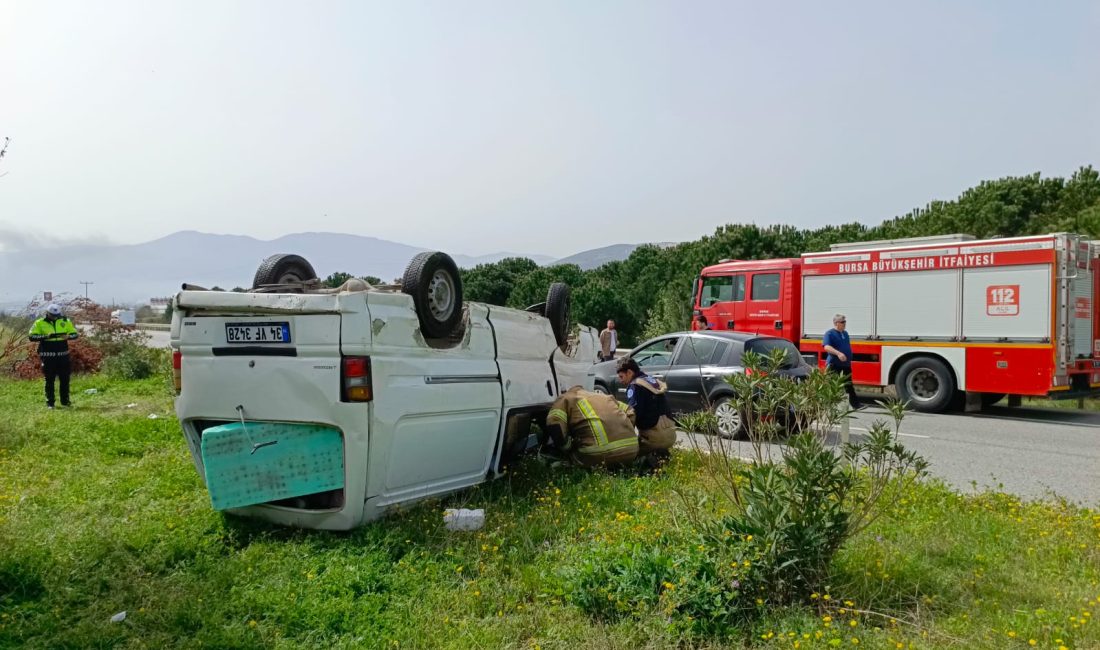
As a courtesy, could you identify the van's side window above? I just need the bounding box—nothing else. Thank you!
[700,275,745,306]
[751,273,780,301]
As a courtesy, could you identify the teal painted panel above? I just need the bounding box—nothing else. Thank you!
[200,421,345,511]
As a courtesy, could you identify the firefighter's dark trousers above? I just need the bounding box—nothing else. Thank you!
[42,356,72,407]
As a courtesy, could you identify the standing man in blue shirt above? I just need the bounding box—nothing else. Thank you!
[822,313,862,409]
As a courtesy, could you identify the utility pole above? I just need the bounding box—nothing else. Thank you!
[79,281,94,300]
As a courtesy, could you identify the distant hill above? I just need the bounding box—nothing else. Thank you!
[0,231,553,307]
[553,242,677,270]
[0,231,666,309]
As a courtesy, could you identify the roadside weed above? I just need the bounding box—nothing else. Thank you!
[0,376,1096,648]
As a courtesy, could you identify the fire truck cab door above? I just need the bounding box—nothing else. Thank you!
[744,271,784,336]
[698,274,746,331]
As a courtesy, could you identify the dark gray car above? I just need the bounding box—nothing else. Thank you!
[592,331,811,437]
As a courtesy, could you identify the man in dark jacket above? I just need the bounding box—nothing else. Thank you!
[28,304,79,409]
[616,357,676,461]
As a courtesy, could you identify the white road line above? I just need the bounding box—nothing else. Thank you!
[848,425,930,439]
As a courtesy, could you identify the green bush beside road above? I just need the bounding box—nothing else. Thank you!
[0,376,1097,649]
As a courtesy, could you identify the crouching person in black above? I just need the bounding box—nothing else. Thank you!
[616,357,676,467]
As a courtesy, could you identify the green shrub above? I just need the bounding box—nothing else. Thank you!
[101,343,167,380]
[568,534,767,636]
[674,409,718,435]
[684,349,928,604]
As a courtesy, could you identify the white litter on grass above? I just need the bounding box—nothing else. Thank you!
[84,389,98,395]
[125,403,138,408]
[443,508,485,531]
[147,414,159,420]
[110,611,127,623]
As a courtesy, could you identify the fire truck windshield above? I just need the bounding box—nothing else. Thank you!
[699,275,744,307]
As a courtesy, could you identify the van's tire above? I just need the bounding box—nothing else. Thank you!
[253,254,317,288]
[895,356,955,413]
[402,251,463,339]
[545,282,571,347]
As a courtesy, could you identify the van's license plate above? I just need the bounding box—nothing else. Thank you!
[225,322,291,344]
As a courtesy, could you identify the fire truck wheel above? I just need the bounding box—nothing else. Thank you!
[713,396,746,439]
[252,254,318,288]
[402,251,464,339]
[896,357,955,413]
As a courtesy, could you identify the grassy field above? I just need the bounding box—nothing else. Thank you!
[1,376,1098,649]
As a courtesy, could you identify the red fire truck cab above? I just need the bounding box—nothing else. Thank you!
[692,233,1100,412]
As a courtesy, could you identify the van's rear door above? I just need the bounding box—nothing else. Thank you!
[174,291,344,426]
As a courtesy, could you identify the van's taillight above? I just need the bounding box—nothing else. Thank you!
[172,350,182,395]
[342,356,372,402]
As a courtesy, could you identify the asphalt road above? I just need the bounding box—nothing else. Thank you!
[142,328,171,349]
[678,403,1100,506]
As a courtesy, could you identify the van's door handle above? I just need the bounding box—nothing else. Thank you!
[546,380,553,396]
[774,320,783,330]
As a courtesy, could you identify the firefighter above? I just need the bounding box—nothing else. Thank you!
[544,385,638,468]
[28,304,80,409]
[616,357,677,460]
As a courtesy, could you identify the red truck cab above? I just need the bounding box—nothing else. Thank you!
[692,257,802,343]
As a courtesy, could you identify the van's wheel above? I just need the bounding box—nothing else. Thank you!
[402,251,463,339]
[546,282,572,347]
[252,254,318,288]
[895,357,955,413]
[592,382,610,395]
[713,396,746,440]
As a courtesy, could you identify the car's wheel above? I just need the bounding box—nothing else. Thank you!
[402,251,464,339]
[592,382,610,395]
[545,282,572,347]
[895,356,955,413]
[713,396,745,440]
[252,254,318,288]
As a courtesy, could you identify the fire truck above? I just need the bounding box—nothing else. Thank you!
[691,233,1100,412]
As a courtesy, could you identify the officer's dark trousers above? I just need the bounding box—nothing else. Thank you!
[42,356,72,407]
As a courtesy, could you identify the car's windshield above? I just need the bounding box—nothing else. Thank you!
[744,338,802,369]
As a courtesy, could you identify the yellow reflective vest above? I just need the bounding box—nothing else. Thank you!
[28,317,79,358]
[547,386,638,458]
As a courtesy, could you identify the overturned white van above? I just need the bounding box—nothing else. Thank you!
[170,251,599,530]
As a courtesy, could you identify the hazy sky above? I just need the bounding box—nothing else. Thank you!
[1,1,1097,258]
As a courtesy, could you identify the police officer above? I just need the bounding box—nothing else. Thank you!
[28,304,79,409]
[544,385,638,468]
[616,357,677,461]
